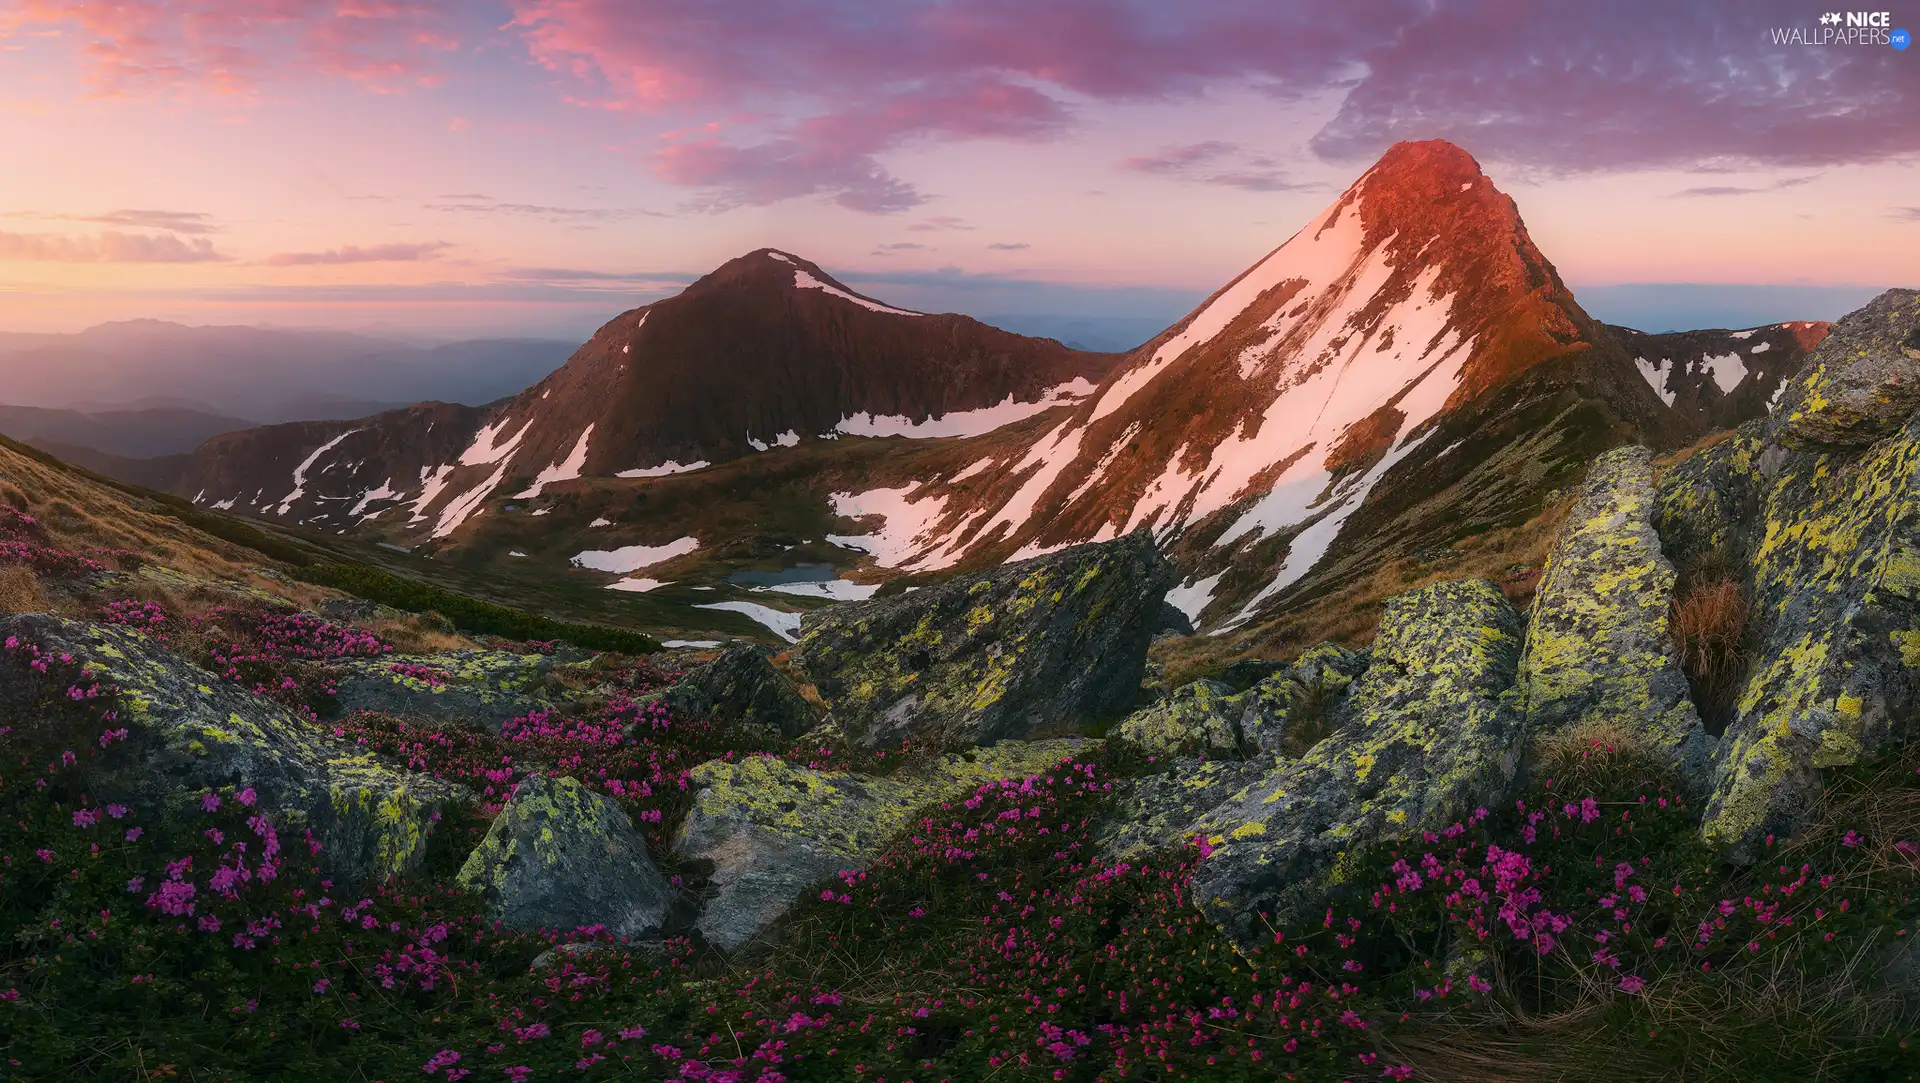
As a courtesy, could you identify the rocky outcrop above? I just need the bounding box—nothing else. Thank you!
[456,774,671,938]
[1113,643,1368,758]
[795,532,1173,747]
[1520,446,1712,787]
[1097,757,1272,861]
[673,739,1093,951]
[0,612,466,887]
[1777,290,1920,450]
[1188,580,1525,944]
[1114,679,1243,756]
[328,649,561,732]
[648,645,818,737]
[1660,290,1920,860]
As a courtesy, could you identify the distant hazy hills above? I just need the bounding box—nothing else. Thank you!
[0,321,577,423]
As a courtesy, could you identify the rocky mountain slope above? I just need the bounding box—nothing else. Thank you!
[830,141,1692,631]
[1607,320,1828,431]
[1,284,1916,1080]
[168,251,1118,540]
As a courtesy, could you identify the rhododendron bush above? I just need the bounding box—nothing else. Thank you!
[1,609,1915,1081]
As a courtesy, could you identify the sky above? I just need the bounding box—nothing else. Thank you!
[1,0,1917,341]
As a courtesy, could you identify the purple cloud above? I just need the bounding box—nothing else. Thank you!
[987,241,1029,250]
[266,242,450,265]
[0,229,228,262]
[1120,141,1238,174]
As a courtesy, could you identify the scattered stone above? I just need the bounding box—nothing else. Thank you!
[1217,658,1288,692]
[1188,580,1526,945]
[673,739,1094,951]
[648,644,819,737]
[795,531,1174,747]
[457,774,671,939]
[1520,446,1713,789]
[0,612,466,888]
[328,648,561,732]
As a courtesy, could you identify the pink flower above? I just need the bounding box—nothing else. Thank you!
[1618,974,1647,994]
[200,792,221,813]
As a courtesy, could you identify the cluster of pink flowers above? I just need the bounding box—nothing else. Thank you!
[0,502,135,578]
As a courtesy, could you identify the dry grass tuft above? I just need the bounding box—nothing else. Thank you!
[1530,718,1669,798]
[0,565,50,614]
[1670,575,1749,731]
[363,612,479,654]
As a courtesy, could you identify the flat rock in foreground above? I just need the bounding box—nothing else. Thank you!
[0,612,467,888]
[673,739,1094,952]
[796,531,1173,747]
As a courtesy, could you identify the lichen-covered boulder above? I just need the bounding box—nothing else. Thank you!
[1113,679,1241,756]
[328,649,560,732]
[456,774,670,938]
[1097,757,1272,861]
[653,645,819,737]
[1235,644,1369,754]
[1520,446,1713,788]
[0,612,466,887]
[795,531,1174,747]
[1675,296,1920,860]
[1187,580,1526,945]
[1776,289,1920,450]
[1652,421,1768,574]
[673,739,1094,951]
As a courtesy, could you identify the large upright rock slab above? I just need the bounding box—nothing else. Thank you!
[1520,446,1712,788]
[456,774,670,938]
[1666,290,1920,860]
[0,613,466,887]
[673,739,1093,951]
[1188,580,1525,945]
[795,532,1174,747]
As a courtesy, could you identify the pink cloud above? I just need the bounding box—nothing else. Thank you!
[6,0,461,99]
[266,241,450,265]
[1119,141,1237,175]
[0,229,228,261]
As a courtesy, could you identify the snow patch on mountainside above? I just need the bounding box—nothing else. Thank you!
[793,269,920,316]
[835,378,1096,439]
[350,479,399,518]
[432,460,511,539]
[458,416,533,467]
[828,486,952,569]
[1702,352,1745,394]
[1089,189,1365,424]
[273,428,361,516]
[571,536,701,574]
[1166,572,1225,624]
[515,424,594,498]
[616,459,710,479]
[607,577,668,593]
[1634,357,1676,406]
[695,601,803,641]
[759,579,881,601]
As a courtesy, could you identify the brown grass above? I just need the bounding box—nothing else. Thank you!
[1153,495,1575,688]
[0,565,50,614]
[362,611,478,654]
[1670,576,1749,731]
[1652,427,1739,480]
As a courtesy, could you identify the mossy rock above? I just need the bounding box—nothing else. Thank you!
[0,612,467,888]
[456,774,670,939]
[647,645,819,737]
[1775,288,1920,449]
[1187,580,1525,945]
[1097,756,1274,861]
[1115,643,1366,759]
[1677,295,1920,859]
[1652,420,1767,575]
[327,648,561,732]
[1521,446,1712,788]
[794,531,1174,748]
[673,739,1095,951]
